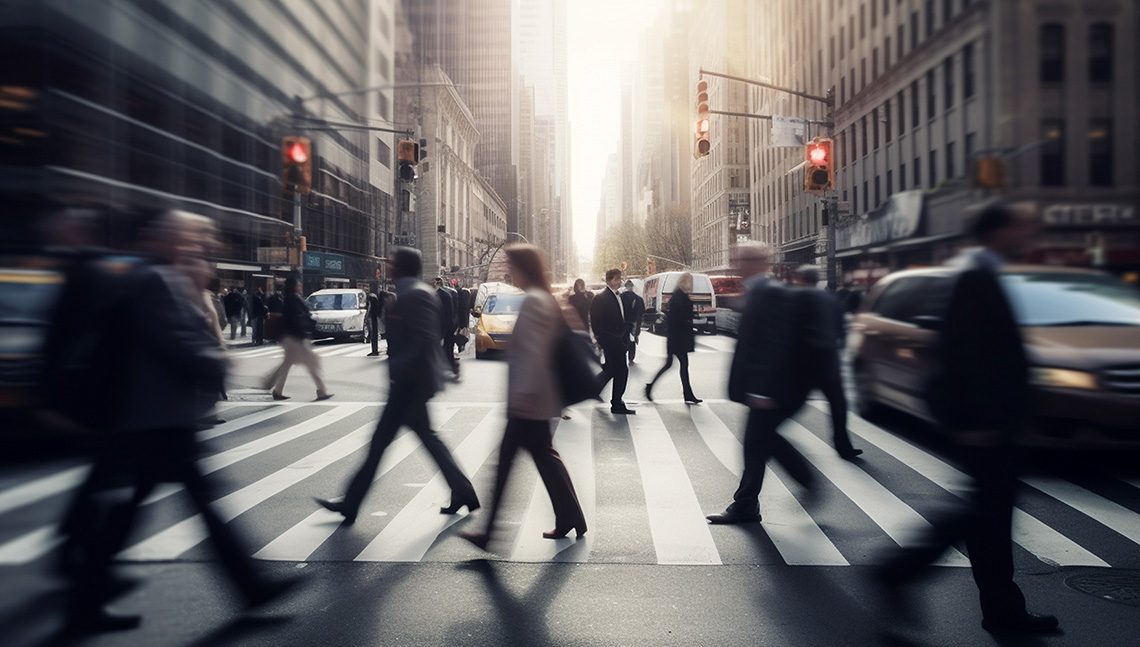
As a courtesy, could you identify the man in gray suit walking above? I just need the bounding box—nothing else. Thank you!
[316,248,479,524]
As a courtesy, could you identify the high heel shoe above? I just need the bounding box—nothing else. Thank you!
[684,394,703,404]
[440,496,481,515]
[644,384,654,402]
[542,522,587,540]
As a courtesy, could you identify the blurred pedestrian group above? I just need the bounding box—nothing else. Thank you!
[35,201,1060,637]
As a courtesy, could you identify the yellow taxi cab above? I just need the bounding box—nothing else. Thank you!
[472,282,525,359]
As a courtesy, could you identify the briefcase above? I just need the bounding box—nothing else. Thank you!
[555,323,605,407]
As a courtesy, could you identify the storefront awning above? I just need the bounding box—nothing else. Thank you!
[887,231,961,250]
[216,261,261,272]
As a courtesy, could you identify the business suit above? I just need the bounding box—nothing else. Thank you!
[477,290,586,541]
[590,287,631,410]
[366,291,383,355]
[798,287,860,457]
[436,284,460,376]
[71,263,278,624]
[329,278,477,522]
[881,249,1037,625]
[646,288,698,401]
[715,278,815,520]
[620,289,645,362]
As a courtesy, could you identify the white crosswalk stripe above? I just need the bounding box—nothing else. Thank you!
[0,400,1137,569]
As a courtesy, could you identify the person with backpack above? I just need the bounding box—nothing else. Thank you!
[462,245,587,550]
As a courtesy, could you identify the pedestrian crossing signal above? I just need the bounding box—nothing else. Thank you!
[282,136,312,194]
[804,137,834,192]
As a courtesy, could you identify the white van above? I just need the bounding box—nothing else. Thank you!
[642,272,717,335]
[305,288,370,343]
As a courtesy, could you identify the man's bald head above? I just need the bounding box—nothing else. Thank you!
[733,241,773,280]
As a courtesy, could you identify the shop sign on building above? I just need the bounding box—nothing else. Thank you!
[303,251,347,274]
[836,191,924,250]
[1043,204,1136,228]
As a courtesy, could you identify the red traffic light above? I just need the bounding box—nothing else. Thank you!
[808,145,828,164]
[287,141,309,164]
[804,137,834,192]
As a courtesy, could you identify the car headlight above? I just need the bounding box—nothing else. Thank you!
[1030,367,1099,390]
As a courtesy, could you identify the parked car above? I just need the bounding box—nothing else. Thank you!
[473,282,525,359]
[643,271,717,335]
[710,274,745,335]
[848,265,1140,448]
[306,288,370,342]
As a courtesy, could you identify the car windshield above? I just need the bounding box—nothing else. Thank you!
[0,274,61,325]
[662,274,713,294]
[484,293,524,314]
[307,293,359,311]
[1002,273,1140,327]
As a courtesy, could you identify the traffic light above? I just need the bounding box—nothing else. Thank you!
[804,137,834,192]
[281,136,312,194]
[974,156,1007,188]
[695,79,710,158]
[397,139,418,182]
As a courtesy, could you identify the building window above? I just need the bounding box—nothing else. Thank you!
[900,162,907,189]
[926,70,936,120]
[925,0,935,38]
[887,169,894,195]
[853,186,859,214]
[1089,119,1112,186]
[872,108,880,149]
[943,0,953,23]
[874,176,881,206]
[861,57,867,88]
[910,12,919,50]
[884,0,890,17]
[830,36,836,68]
[841,76,847,103]
[965,132,977,159]
[910,81,919,127]
[963,43,976,98]
[873,48,879,79]
[884,100,892,143]
[872,0,878,28]
[898,25,905,60]
[885,36,892,69]
[863,180,869,212]
[861,116,868,157]
[1041,119,1065,186]
[377,93,390,120]
[376,138,391,168]
[897,91,906,136]
[943,57,954,110]
[914,157,922,188]
[840,25,845,57]
[1089,23,1114,82]
[1040,23,1065,83]
[946,141,956,178]
[860,3,866,39]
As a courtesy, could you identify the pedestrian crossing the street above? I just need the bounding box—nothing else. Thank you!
[1,400,1138,571]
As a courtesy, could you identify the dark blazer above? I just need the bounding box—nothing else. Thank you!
[366,292,382,322]
[389,278,446,398]
[935,262,1029,435]
[266,293,284,314]
[435,286,455,337]
[621,290,645,331]
[728,279,810,412]
[281,292,314,339]
[116,264,228,433]
[223,290,245,318]
[590,288,627,350]
[250,293,268,319]
[455,287,470,328]
[797,287,844,351]
[569,291,592,329]
[664,289,695,355]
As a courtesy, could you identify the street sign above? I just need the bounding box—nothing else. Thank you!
[771,115,806,147]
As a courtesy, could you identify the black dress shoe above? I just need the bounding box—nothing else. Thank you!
[611,406,636,415]
[706,508,761,524]
[982,612,1060,634]
[314,497,357,525]
[367,351,380,356]
[440,496,481,515]
[245,574,303,610]
[838,448,864,461]
[684,395,703,404]
[543,521,587,539]
[66,609,142,634]
[644,384,654,402]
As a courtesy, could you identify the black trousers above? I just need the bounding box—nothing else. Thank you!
[599,343,629,406]
[70,430,265,615]
[648,351,695,399]
[441,335,460,375]
[369,317,380,354]
[251,317,265,345]
[627,328,641,362]
[731,408,815,511]
[814,351,857,454]
[342,389,475,514]
[881,445,1026,620]
[482,418,585,535]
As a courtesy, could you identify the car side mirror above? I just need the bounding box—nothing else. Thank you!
[912,315,943,331]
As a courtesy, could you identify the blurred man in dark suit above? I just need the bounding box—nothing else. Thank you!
[433,276,460,379]
[317,249,479,523]
[707,242,816,524]
[878,204,1057,635]
[620,279,645,363]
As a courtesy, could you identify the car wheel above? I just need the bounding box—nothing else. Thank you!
[853,361,885,420]
[475,348,487,360]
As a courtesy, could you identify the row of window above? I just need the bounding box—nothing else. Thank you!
[1040,23,1115,84]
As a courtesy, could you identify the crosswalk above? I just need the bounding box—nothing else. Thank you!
[225,340,385,360]
[1,399,1138,570]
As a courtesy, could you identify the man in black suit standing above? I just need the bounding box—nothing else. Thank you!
[878,204,1058,635]
[366,286,383,356]
[707,242,816,524]
[793,265,862,460]
[591,268,635,415]
[620,279,645,363]
[317,249,479,524]
[433,276,460,379]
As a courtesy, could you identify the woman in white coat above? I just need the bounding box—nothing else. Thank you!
[462,245,587,549]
